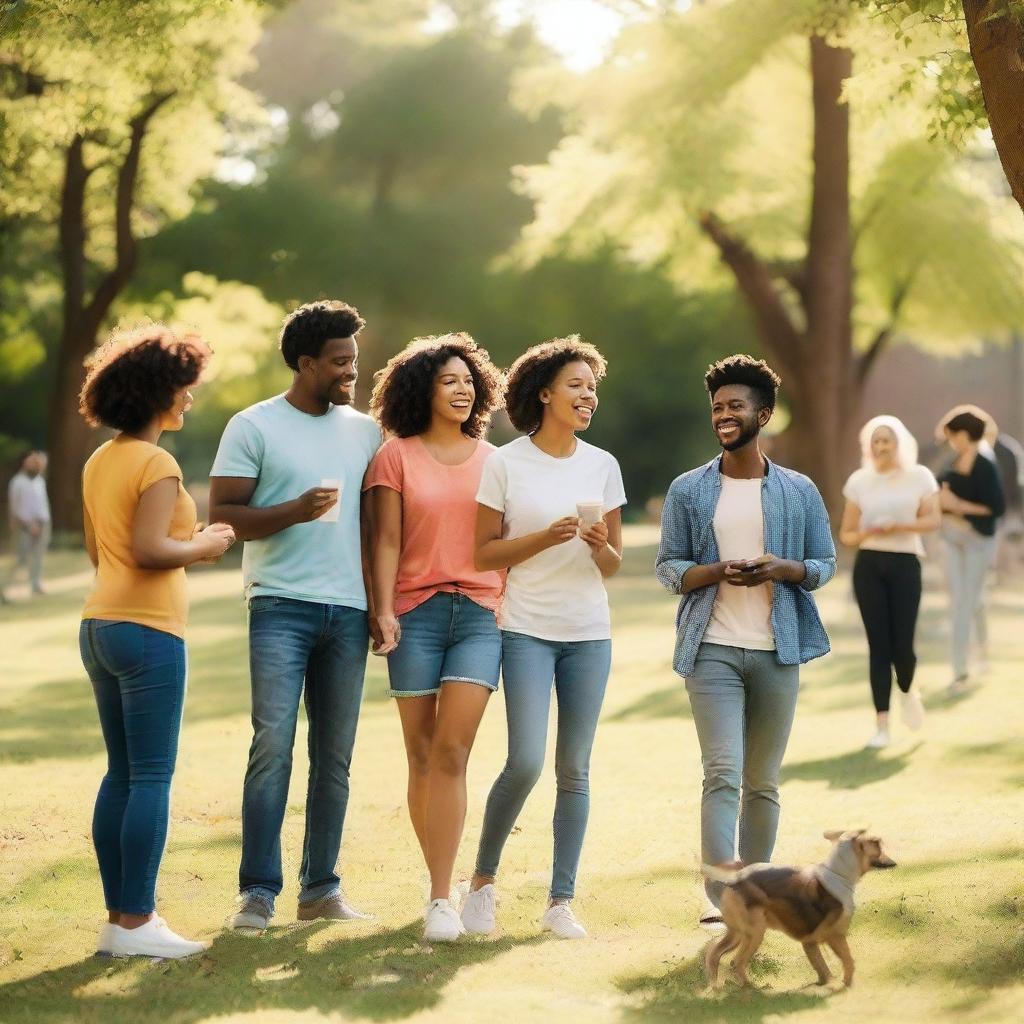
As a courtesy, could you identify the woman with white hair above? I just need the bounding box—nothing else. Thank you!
[839,416,941,748]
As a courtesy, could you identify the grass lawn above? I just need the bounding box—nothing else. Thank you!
[1,530,1022,1023]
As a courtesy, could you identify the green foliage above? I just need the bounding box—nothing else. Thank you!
[514,0,1024,353]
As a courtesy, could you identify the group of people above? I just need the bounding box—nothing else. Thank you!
[72,299,1003,960]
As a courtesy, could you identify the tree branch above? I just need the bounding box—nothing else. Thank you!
[698,210,804,374]
[81,91,175,338]
[855,269,917,386]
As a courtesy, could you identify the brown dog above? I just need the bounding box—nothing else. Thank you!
[702,830,896,988]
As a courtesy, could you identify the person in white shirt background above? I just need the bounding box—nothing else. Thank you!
[3,449,51,602]
[839,416,941,749]
[460,336,626,942]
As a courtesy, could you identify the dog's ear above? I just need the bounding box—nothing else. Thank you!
[852,828,867,837]
[823,830,844,841]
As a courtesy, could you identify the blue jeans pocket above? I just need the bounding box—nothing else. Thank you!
[92,621,147,677]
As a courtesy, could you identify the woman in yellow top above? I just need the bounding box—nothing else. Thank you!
[78,325,235,960]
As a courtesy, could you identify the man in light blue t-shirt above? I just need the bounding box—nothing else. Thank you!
[210,299,381,930]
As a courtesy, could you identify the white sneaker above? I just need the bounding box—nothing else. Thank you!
[106,918,206,959]
[899,690,925,731]
[541,902,588,940]
[698,898,726,933]
[865,729,890,749]
[460,884,497,935]
[423,899,465,943]
[96,922,117,955]
[422,877,469,911]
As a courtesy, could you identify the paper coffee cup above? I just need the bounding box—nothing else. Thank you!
[576,501,604,527]
[319,478,342,523]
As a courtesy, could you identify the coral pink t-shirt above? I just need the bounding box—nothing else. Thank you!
[363,436,505,616]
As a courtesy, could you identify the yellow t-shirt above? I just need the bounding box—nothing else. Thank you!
[82,436,197,638]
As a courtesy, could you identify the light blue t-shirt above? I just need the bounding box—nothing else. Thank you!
[210,394,381,608]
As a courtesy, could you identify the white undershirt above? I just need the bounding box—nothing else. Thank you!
[704,475,775,651]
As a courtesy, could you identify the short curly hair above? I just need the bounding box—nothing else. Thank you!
[79,325,211,433]
[504,336,607,434]
[279,299,365,371]
[369,333,504,439]
[704,354,781,412]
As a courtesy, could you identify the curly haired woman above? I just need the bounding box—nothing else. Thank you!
[79,325,235,959]
[460,336,626,941]
[364,333,505,943]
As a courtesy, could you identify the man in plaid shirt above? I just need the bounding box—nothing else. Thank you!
[656,354,836,930]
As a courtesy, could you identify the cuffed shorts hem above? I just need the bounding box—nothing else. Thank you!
[389,675,498,698]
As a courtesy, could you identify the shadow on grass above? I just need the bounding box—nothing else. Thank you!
[779,744,922,790]
[607,685,693,723]
[0,920,543,1024]
[617,950,830,1023]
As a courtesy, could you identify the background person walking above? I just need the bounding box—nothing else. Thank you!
[935,406,1005,694]
[3,450,51,601]
[839,415,940,749]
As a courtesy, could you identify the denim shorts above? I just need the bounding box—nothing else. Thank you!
[387,592,502,697]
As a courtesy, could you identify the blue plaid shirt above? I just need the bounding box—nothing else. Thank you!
[656,456,836,677]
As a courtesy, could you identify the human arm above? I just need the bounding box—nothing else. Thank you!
[131,478,235,569]
[208,476,338,541]
[369,485,402,654]
[654,480,739,594]
[579,508,623,578]
[474,504,578,571]
[838,499,868,548]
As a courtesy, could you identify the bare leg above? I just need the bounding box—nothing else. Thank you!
[425,682,491,902]
[396,695,438,861]
[803,942,832,985]
[827,934,855,987]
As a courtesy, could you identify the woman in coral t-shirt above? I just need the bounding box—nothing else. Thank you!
[364,333,505,944]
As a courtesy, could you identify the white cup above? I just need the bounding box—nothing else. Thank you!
[319,478,342,523]
[576,501,604,527]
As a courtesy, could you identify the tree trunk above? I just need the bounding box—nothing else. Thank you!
[46,94,174,531]
[962,1,1024,216]
[797,35,855,520]
[699,35,860,524]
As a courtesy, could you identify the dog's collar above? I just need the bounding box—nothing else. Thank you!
[815,841,860,912]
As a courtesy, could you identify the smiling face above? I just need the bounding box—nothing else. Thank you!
[540,359,598,432]
[304,335,358,406]
[870,425,898,470]
[710,383,770,452]
[430,355,476,429]
[161,386,194,432]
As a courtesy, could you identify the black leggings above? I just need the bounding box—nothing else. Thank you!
[852,550,922,713]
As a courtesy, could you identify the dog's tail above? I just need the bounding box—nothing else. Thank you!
[701,863,769,904]
[701,863,741,886]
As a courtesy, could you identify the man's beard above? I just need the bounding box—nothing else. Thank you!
[718,418,760,452]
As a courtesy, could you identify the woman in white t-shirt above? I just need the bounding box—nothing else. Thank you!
[459,336,626,941]
[839,415,940,748]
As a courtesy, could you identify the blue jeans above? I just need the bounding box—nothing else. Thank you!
[240,597,368,905]
[685,643,799,905]
[474,631,611,900]
[79,619,187,915]
[387,592,502,696]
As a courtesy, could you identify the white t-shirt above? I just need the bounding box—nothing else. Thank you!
[476,435,626,642]
[842,464,938,557]
[704,475,775,651]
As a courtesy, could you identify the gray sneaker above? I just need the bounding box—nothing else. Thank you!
[228,891,274,930]
[296,893,374,922]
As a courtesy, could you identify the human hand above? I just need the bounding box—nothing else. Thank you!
[371,613,401,656]
[197,522,236,561]
[294,486,340,523]
[546,516,580,546]
[579,519,609,553]
[723,553,784,586]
